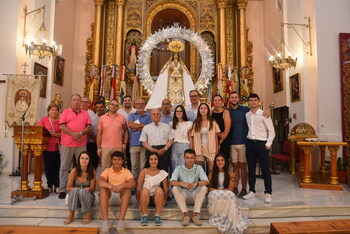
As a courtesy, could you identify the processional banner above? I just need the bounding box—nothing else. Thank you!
[339,33,350,158]
[5,74,40,126]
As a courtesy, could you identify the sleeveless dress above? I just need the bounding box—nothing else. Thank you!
[207,172,249,233]
[142,169,168,196]
[211,111,231,160]
[67,178,95,212]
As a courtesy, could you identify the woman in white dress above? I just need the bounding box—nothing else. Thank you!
[136,152,169,226]
[170,105,193,174]
[208,153,249,233]
[145,52,195,110]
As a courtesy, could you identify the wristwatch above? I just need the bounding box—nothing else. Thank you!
[164,147,168,151]
[79,132,83,136]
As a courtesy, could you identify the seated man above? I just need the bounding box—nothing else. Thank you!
[170,149,209,226]
[98,151,136,232]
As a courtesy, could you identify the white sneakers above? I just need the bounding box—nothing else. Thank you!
[117,220,126,231]
[243,191,256,200]
[265,193,272,203]
[243,191,272,203]
[101,220,109,233]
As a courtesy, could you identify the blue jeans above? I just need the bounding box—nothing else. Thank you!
[171,142,190,174]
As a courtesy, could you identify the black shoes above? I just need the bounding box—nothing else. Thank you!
[238,189,247,198]
[58,192,66,199]
[233,188,238,195]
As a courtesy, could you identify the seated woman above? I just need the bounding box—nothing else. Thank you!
[208,153,249,233]
[64,151,96,225]
[136,152,168,226]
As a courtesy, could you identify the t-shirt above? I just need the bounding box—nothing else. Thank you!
[100,167,134,186]
[37,116,61,151]
[171,121,193,144]
[98,113,126,148]
[170,164,209,191]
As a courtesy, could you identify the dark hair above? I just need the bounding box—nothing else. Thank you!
[172,52,180,61]
[184,148,196,156]
[213,94,223,101]
[193,103,214,132]
[109,99,119,105]
[172,105,188,130]
[248,93,260,100]
[94,100,105,106]
[229,91,240,98]
[211,153,230,189]
[123,95,132,100]
[76,151,95,181]
[144,152,162,169]
[189,89,200,97]
[111,151,124,160]
[47,103,59,113]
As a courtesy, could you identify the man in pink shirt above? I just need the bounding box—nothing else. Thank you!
[97,99,129,169]
[58,94,92,199]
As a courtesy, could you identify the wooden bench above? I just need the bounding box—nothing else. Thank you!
[270,220,350,234]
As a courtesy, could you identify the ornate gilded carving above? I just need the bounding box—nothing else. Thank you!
[94,0,105,6]
[225,4,234,69]
[290,123,316,136]
[200,7,215,30]
[116,0,125,6]
[146,0,157,9]
[126,2,142,29]
[84,24,94,97]
[246,28,254,90]
[106,2,116,66]
[236,0,248,9]
[186,1,197,9]
[217,0,228,8]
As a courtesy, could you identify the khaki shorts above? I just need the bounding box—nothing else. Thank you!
[196,143,215,162]
[101,147,122,169]
[230,144,246,163]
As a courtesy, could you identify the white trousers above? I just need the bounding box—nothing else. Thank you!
[172,186,208,213]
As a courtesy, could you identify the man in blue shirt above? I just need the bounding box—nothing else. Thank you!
[170,149,209,226]
[160,99,174,124]
[128,98,152,178]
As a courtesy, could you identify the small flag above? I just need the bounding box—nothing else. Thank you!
[217,64,223,96]
[110,65,117,100]
[99,65,105,97]
[89,65,95,109]
[120,65,126,81]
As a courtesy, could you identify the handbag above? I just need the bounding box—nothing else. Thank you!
[48,118,61,152]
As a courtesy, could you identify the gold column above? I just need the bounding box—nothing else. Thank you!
[92,0,105,65]
[237,0,248,67]
[217,0,228,98]
[115,0,125,65]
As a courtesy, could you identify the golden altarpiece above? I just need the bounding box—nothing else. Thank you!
[83,0,255,104]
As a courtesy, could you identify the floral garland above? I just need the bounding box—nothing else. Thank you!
[136,25,214,94]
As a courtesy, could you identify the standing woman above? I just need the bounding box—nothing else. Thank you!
[211,95,231,160]
[37,103,61,193]
[190,103,220,174]
[64,151,96,225]
[208,153,249,233]
[136,152,168,226]
[170,105,193,173]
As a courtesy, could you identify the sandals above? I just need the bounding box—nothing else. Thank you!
[55,187,60,194]
[82,212,91,224]
[64,211,74,225]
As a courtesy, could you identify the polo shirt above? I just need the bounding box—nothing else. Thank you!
[59,107,91,147]
[87,109,99,142]
[170,164,209,191]
[140,122,174,146]
[128,112,152,146]
[160,112,173,124]
[37,116,61,151]
[98,113,126,148]
[100,167,133,186]
[185,103,199,122]
[228,105,250,145]
[117,108,136,125]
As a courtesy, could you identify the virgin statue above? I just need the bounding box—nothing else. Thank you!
[145,52,195,110]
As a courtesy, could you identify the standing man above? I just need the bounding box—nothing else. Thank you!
[97,99,128,170]
[160,99,173,124]
[59,94,92,199]
[140,108,174,173]
[228,91,249,197]
[128,98,152,178]
[81,96,99,169]
[94,100,106,117]
[185,90,200,122]
[118,95,136,170]
[243,93,275,203]
[170,149,209,226]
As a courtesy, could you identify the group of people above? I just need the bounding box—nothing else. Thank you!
[37,89,274,233]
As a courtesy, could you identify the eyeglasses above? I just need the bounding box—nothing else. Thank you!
[162,103,171,105]
[81,101,90,104]
[190,95,198,98]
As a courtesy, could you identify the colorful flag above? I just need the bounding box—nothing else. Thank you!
[217,64,223,96]
[89,65,95,109]
[120,65,126,81]
[110,64,117,100]
[99,65,105,97]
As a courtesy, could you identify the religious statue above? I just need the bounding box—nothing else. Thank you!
[15,89,30,112]
[51,92,63,111]
[127,41,138,70]
[145,51,195,110]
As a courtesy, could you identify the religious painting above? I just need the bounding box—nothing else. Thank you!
[272,68,283,93]
[139,84,149,98]
[14,89,31,112]
[34,62,48,98]
[54,56,65,86]
[289,73,301,102]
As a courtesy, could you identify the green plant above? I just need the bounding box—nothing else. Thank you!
[337,157,349,171]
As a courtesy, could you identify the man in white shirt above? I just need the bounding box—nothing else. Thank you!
[184,90,200,122]
[243,93,275,203]
[140,108,174,173]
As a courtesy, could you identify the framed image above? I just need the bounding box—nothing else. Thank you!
[139,84,149,98]
[289,73,301,102]
[34,62,48,98]
[272,68,283,93]
[54,56,65,86]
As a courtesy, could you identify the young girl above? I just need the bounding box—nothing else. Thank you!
[208,153,249,233]
[136,152,168,226]
[64,151,96,225]
[191,103,220,174]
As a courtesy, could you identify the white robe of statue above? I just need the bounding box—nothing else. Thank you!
[145,53,195,110]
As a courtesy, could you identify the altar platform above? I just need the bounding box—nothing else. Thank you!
[0,171,349,233]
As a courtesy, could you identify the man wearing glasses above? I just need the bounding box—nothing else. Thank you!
[96,99,129,169]
[185,90,200,122]
[128,98,152,178]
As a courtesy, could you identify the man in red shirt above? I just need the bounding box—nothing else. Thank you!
[58,94,92,199]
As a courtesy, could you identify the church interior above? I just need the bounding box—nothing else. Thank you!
[0,0,350,233]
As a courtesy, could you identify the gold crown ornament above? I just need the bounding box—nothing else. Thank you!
[168,39,185,53]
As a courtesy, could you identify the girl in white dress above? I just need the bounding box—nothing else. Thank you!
[208,153,249,233]
[136,152,169,226]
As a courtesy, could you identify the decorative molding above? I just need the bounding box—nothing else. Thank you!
[226,4,234,68]
[186,1,197,9]
[236,0,248,9]
[106,2,116,66]
[217,0,229,8]
[126,2,142,29]
[84,24,94,97]
[200,7,215,30]
[146,0,157,9]
[94,0,105,6]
